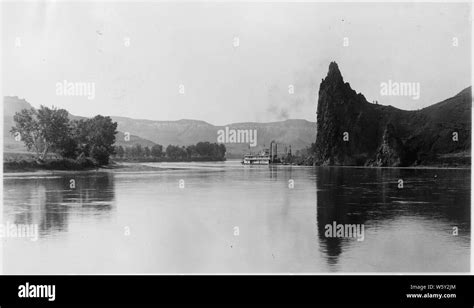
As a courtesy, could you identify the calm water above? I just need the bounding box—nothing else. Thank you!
[2,161,470,273]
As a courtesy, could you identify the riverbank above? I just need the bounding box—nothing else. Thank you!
[112,157,226,163]
[4,158,98,173]
[3,160,172,175]
[3,152,470,173]
[3,151,227,173]
[3,156,226,173]
[309,152,471,168]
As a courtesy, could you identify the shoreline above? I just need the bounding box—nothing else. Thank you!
[312,164,471,170]
[2,156,226,174]
[3,160,470,176]
[2,161,170,176]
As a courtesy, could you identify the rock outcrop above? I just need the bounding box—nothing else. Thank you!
[314,62,471,167]
[372,123,404,167]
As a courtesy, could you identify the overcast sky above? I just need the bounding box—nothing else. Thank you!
[2,2,471,125]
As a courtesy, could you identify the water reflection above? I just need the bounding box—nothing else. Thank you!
[316,167,470,270]
[2,163,470,273]
[3,173,115,237]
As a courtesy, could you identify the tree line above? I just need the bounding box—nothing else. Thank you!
[11,106,226,165]
[11,106,118,165]
[114,142,226,161]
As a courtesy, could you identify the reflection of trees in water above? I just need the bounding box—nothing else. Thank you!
[316,167,470,269]
[4,173,115,237]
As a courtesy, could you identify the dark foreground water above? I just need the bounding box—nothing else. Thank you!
[2,161,470,273]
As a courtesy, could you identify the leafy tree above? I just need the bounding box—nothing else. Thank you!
[144,146,151,158]
[86,115,118,157]
[90,145,111,165]
[70,119,91,156]
[192,142,225,159]
[115,145,125,158]
[90,145,110,165]
[58,136,78,159]
[124,146,133,158]
[71,116,118,164]
[195,142,211,156]
[11,106,71,161]
[219,144,226,158]
[130,144,143,158]
[186,145,197,158]
[151,144,163,157]
[166,145,186,159]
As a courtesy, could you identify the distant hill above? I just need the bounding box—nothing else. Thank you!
[111,116,315,157]
[3,97,316,157]
[4,96,32,153]
[314,62,471,166]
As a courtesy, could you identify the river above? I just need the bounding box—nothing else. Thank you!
[2,161,470,273]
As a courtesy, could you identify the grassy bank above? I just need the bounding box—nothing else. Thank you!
[4,158,99,172]
[3,152,100,172]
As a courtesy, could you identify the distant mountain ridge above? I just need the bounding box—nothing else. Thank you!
[3,96,316,157]
[111,116,315,156]
[314,62,471,166]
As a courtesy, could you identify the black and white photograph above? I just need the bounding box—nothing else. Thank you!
[0,0,471,282]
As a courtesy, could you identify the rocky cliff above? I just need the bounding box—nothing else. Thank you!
[314,62,471,167]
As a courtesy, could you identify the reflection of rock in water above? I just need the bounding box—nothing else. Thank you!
[316,167,470,270]
[5,172,115,237]
[316,167,368,269]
